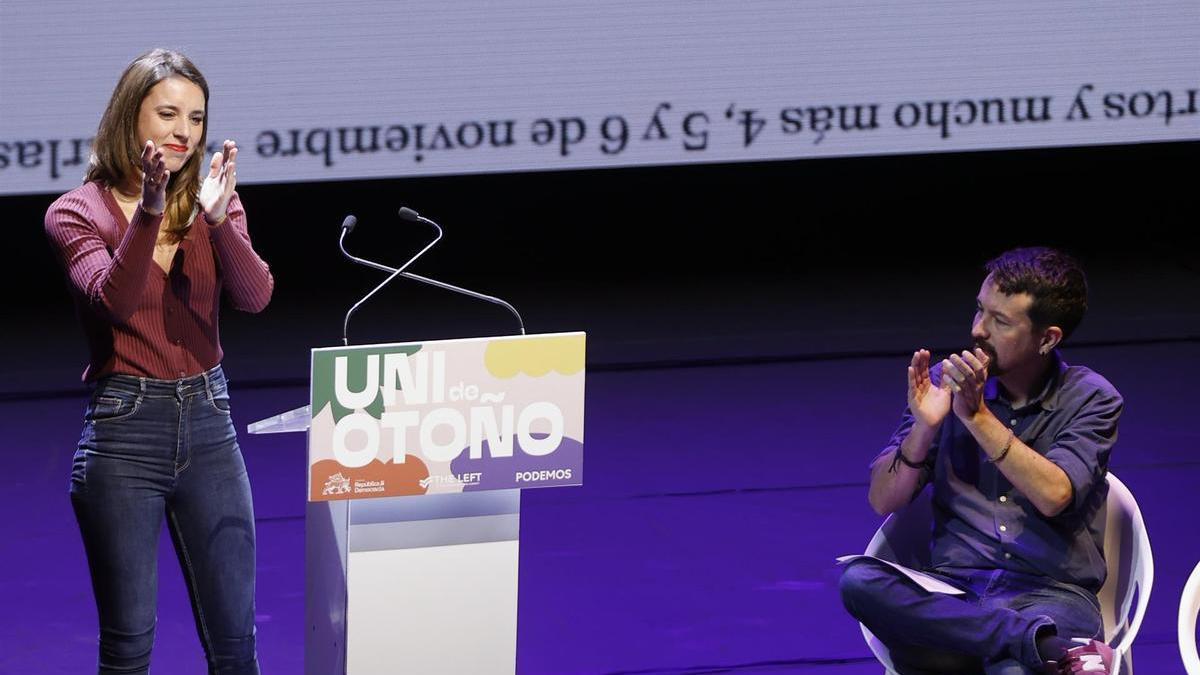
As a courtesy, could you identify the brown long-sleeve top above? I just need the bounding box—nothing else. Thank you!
[44,181,273,382]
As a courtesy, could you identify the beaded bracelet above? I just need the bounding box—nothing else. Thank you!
[988,429,1015,464]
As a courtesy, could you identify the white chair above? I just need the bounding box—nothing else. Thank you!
[858,472,1153,675]
[1179,561,1200,675]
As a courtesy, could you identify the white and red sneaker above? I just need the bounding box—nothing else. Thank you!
[1056,638,1116,674]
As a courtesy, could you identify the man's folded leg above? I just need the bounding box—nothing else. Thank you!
[839,558,1056,673]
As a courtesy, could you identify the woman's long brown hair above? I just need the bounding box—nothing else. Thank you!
[86,49,210,236]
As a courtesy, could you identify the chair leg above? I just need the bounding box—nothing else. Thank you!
[1115,646,1132,675]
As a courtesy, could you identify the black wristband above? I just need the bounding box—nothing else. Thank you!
[891,447,931,472]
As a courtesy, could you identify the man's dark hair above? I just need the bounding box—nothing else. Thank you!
[984,247,1088,341]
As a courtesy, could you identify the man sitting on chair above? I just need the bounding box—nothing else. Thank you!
[839,247,1122,675]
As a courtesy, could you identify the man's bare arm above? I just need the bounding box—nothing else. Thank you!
[943,350,1072,517]
[868,421,940,515]
[963,410,1072,517]
[868,349,950,515]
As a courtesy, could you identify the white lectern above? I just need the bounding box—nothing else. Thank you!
[249,332,585,674]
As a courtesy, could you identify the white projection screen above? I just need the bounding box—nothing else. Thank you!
[2,0,1198,196]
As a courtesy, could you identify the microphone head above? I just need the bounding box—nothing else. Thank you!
[341,215,357,232]
[397,207,421,222]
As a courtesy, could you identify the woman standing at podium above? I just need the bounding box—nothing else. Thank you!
[44,49,271,674]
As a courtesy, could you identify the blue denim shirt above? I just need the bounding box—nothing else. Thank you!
[879,351,1123,593]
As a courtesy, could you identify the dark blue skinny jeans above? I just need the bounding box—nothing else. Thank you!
[70,365,259,674]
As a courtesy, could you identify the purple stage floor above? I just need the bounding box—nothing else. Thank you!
[2,342,1197,673]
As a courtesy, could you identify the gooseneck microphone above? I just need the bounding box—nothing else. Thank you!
[338,207,526,345]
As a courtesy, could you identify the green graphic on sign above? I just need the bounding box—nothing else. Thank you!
[311,344,423,422]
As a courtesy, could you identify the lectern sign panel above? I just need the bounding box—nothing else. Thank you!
[308,332,585,501]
